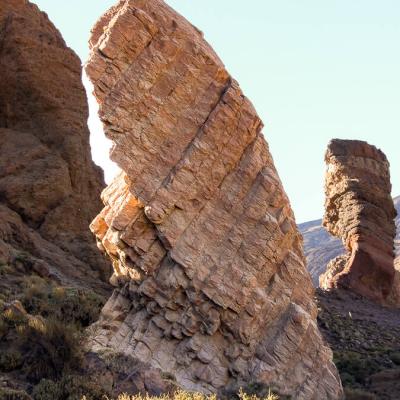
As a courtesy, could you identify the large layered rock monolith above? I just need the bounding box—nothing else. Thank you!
[0,0,110,285]
[86,1,343,398]
[320,139,397,304]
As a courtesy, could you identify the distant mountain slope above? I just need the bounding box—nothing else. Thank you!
[300,195,400,286]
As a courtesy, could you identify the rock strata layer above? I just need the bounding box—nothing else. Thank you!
[0,0,110,287]
[320,139,397,304]
[87,1,343,398]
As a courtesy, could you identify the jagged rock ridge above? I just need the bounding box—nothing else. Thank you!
[0,0,110,288]
[86,1,343,398]
[320,139,397,304]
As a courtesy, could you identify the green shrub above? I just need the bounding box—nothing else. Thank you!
[47,287,105,327]
[0,387,31,400]
[31,379,63,400]
[0,264,15,277]
[14,252,31,264]
[333,351,382,385]
[20,276,48,314]
[33,375,107,400]
[389,351,400,365]
[20,279,104,328]
[344,388,377,400]
[18,317,82,383]
[0,348,23,371]
[0,315,8,339]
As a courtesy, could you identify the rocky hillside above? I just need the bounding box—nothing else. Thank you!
[299,195,400,286]
[0,1,113,397]
[0,0,110,288]
[317,288,400,400]
[1,1,398,399]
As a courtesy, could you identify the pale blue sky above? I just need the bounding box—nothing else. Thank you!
[34,0,400,223]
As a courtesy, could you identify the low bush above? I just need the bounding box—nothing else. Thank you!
[20,277,104,328]
[0,387,32,400]
[0,264,15,277]
[32,375,106,400]
[0,348,23,371]
[389,351,400,365]
[333,351,382,386]
[344,388,377,400]
[18,318,82,383]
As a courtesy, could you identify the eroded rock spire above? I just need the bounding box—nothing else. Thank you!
[320,139,398,304]
[86,1,343,398]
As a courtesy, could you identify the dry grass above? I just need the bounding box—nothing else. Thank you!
[89,388,280,400]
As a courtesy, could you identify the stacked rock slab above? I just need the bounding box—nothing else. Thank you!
[320,139,397,304]
[0,0,110,284]
[87,1,343,398]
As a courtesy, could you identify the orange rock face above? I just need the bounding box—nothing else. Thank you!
[320,139,397,304]
[87,1,343,398]
[0,0,110,285]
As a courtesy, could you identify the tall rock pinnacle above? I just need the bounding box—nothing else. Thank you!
[320,139,397,304]
[86,1,343,398]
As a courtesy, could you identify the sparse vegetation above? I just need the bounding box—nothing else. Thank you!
[79,389,280,400]
[0,264,15,277]
[317,290,400,399]
[32,375,106,400]
[344,388,377,400]
[0,387,32,400]
[18,317,82,383]
[0,348,23,372]
[0,254,107,399]
[333,350,382,386]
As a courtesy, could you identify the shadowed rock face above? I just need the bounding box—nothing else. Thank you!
[320,139,397,304]
[86,1,343,398]
[0,0,110,285]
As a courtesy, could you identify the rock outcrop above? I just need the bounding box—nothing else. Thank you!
[0,0,110,287]
[86,1,343,398]
[299,195,400,287]
[320,139,397,304]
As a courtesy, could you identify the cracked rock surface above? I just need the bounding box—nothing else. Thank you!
[0,0,111,288]
[86,1,343,398]
[320,139,398,305]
